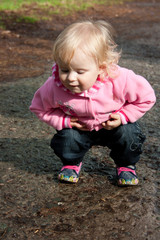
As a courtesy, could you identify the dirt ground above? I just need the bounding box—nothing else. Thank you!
[0,0,160,239]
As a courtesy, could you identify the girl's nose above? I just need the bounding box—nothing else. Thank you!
[67,71,77,81]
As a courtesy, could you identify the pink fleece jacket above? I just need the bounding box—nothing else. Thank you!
[30,64,156,131]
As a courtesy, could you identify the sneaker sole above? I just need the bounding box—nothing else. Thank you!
[117,178,139,186]
[58,174,79,183]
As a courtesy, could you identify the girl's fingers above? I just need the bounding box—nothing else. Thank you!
[70,117,78,122]
[109,113,120,120]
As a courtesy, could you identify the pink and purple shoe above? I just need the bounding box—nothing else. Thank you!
[116,165,139,186]
[58,162,82,183]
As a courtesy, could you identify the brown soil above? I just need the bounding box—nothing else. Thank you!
[0,1,160,239]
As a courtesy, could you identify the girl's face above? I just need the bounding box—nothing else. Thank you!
[58,49,102,93]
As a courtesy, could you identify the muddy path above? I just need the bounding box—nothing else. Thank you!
[0,1,160,239]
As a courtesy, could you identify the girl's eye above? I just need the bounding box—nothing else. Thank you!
[77,71,85,74]
[61,69,69,73]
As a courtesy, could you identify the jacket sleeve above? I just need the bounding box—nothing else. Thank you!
[119,69,156,123]
[29,77,71,130]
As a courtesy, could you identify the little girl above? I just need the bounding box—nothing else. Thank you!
[30,20,156,186]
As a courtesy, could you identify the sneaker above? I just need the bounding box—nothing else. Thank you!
[58,162,82,183]
[116,165,139,186]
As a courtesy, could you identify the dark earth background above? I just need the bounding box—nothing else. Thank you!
[0,0,160,239]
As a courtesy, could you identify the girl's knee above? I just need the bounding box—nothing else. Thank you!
[120,122,146,152]
[50,128,91,163]
[50,129,74,150]
[50,128,91,154]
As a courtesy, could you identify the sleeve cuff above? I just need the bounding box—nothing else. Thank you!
[62,116,72,128]
[112,109,129,125]
[118,112,128,125]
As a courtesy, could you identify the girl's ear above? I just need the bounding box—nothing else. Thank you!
[98,62,107,75]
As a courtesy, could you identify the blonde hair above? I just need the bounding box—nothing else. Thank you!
[53,20,121,77]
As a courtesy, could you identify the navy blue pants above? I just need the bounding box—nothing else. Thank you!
[50,122,146,167]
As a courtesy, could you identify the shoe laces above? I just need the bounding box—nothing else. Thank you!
[117,166,136,176]
[61,162,82,174]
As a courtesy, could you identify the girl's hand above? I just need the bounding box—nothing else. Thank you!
[70,117,89,131]
[102,113,122,130]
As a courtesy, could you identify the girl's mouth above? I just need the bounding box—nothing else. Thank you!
[69,84,79,87]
